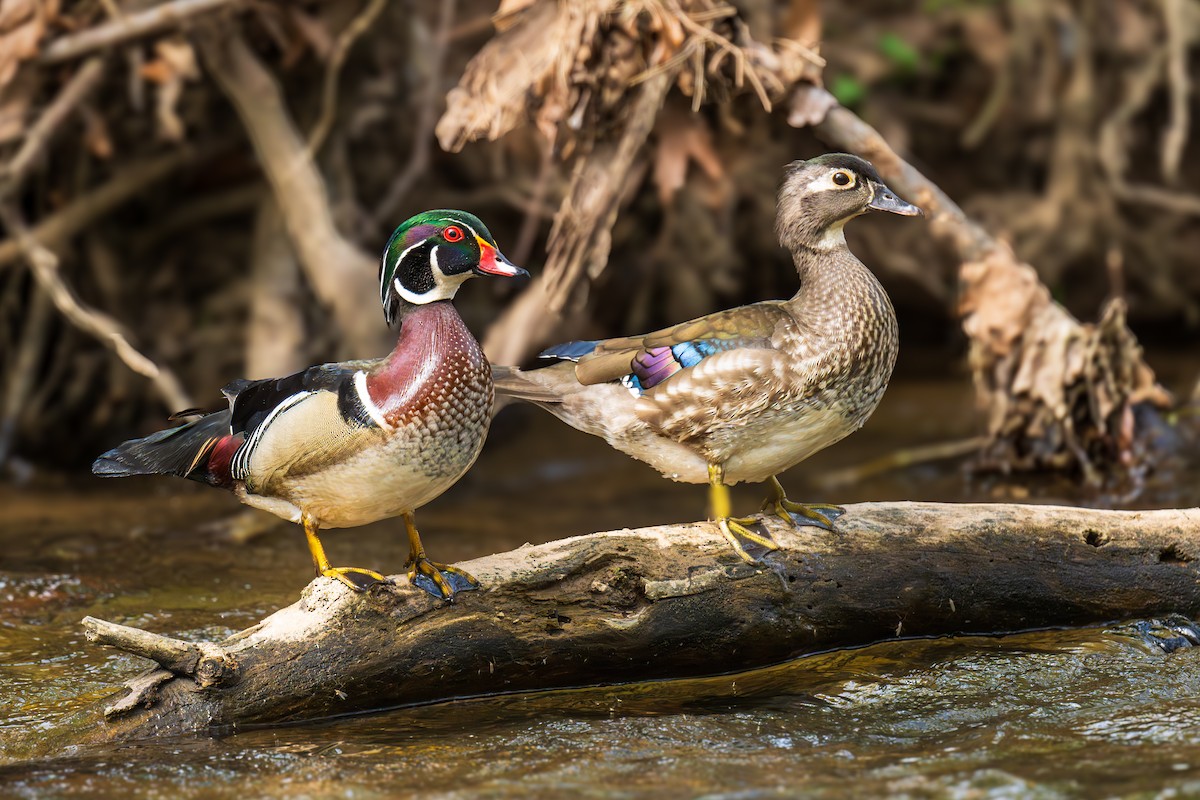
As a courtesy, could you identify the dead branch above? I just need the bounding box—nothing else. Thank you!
[14,501,1200,757]
[0,206,193,412]
[196,22,385,356]
[1160,0,1190,181]
[0,148,204,269]
[245,196,305,379]
[799,86,1171,481]
[482,71,672,364]
[369,0,457,232]
[305,0,390,157]
[83,617,236,685]
[39,0,240,65]
[0,57,105,196]
[0,285,51,467]
[817,437,986,489]
[542,70,673,313]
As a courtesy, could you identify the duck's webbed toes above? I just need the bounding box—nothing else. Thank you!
[408,558,480,601]
[718,516,780,564]
[770,500,845,531]
[323,566,391,592]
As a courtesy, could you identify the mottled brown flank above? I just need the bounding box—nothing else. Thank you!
[646,242,898,463]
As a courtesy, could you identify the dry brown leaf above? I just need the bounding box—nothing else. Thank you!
[287,8,334,61]
[496,0,540,20]
[0,0,57,86]
[144,38,199,141]
[81,104,113,159]
[438,0,611,152]
[958,247,1049,357]
[652,104,724,205]
[0,65,37,144]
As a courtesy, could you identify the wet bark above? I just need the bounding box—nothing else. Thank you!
[13,500,1194,757]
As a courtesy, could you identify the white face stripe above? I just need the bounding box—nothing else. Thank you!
[439,217,480,243]
[354,370,394,431]
[381,235,435,304]
[391,243,470,305]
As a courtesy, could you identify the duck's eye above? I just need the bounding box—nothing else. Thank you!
[444,225,465,243]
[832,171,854,187]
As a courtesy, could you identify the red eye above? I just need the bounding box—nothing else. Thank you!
[444,226,464,243]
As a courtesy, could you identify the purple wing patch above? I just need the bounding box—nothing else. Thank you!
[632,347,682,390]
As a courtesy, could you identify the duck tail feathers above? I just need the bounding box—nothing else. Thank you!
[491,365,566,404]
[92,411,236,486]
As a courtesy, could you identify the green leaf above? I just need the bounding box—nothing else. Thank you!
[879,32,921,73]
[829,74,866,107]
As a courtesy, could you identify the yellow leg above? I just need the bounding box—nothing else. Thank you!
[403,512,479,601]
[764,475,844,530]
[708,464,778,564]
[303,513,387,591]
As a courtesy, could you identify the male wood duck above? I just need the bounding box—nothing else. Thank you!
[494,154,921,562]
[93,210,526,599]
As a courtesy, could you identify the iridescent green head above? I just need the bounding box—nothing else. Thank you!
[379,210,526,326]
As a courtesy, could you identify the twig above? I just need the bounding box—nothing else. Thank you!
[960,60,1010,149]
[39,0,240,64]
[305,0,390,157]
[1160,0,1190,181]
[818,437,986,489]
[0,58,106,197]
[800,85,995,261]
[0,205,193,412]
[1113,183,1200,217]
[369,0,457,231]
[668,0,772,112]
[0,286,52,468]
[542,70,673,313]
[0,148,205,269]
[195,23,383,355]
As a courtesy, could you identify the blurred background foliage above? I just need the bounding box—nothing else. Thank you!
[0,0,1197,485]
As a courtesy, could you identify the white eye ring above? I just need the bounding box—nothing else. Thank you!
[832,170,855,188]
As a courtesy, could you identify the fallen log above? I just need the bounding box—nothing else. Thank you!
[21,501,1200,756]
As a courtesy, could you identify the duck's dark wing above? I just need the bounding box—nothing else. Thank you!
[224,362,381,439]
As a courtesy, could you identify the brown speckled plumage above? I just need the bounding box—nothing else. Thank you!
[494,154,918,487]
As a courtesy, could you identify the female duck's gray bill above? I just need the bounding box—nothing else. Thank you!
[868,185,923,217]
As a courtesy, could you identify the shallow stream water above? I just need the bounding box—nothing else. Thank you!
[2,370,1199,798]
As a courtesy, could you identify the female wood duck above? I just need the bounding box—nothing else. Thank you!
[93,210,526,600]
[494,154,921,563]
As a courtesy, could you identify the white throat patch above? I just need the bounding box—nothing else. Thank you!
[815,219,848,250]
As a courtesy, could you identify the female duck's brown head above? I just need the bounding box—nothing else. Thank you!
[775,154,922,253]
